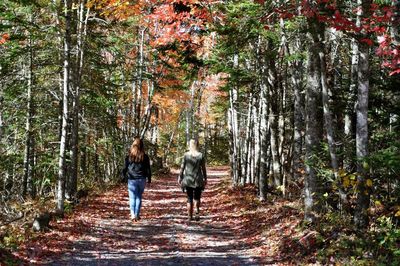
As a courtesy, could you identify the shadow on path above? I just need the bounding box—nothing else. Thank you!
[14,167,262,266]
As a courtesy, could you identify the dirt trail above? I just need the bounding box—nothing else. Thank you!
[15,167,261,265]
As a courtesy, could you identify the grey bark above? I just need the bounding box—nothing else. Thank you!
[57,0,72,213]
[228,54,241,185]
[243,92,253,185]
[319,35,339,174]
[267,66,282,188]
[259,80,268,201]
[354,0,372,229]
[304,18,322,223]
[69,0,89,200]
[344,37,358,172]
[291,48,304,181]
[253,93,261,186]
[23,29,35,198]
[135,28,145,134]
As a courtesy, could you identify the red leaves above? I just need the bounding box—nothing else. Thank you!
[376,34,400,75]
[389,68,400,76]
[360,38,374,46]
[269,1,399,74]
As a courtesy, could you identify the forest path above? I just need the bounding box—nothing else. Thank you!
[16,167,263,265]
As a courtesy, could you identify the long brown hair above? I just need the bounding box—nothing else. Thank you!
[129,137,145,162]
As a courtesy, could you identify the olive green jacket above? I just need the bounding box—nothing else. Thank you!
[178,152,207,189]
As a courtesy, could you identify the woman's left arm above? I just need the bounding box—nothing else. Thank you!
[202,156,207,186]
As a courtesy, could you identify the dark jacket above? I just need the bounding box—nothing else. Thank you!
[178,152,207,189]
[122,154,151,183]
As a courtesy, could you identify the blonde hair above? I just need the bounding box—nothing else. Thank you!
[188,139,201,156]
[129,137,145,162]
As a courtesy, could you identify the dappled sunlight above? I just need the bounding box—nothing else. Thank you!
[12,167,266,265]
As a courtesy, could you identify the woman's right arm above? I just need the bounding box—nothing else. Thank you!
[178,155,186,184]
[146,155,152,183]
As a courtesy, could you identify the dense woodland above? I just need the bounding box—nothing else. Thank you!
[1,0,400,264]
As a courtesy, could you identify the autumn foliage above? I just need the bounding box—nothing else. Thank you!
[259,0,400,75]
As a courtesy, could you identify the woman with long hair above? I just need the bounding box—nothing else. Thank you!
[122,137,151,221]
[178,139,207,221]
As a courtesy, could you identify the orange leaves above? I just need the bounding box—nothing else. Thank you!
[153,89,188,123]
[0,33,10,45]
[87,0,141,20]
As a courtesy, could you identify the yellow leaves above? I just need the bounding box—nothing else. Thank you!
[338,169,347,177]
[392,206,400,217]
[342,176,350,188]
[87,0,141,20]
[341,173,357,189]
[339,169,373,189]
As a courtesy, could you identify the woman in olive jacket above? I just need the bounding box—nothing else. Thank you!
[178,139,207,221]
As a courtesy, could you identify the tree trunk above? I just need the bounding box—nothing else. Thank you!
[229,87,240,185]
[228,54,241,185]
[253,93,261,186]
[243,92,253,185]
[291,50,304,181]
[319,34,339,175]
[354,0,372,229]
[135,28,146,135]
[69,0,89,200]
[23,29,35,198]
[344,37,358,172]
[259,81,268,201]
[267,66,282,188]
[57,0,72,214]
[304,18,322,223]
[186,81,197,144]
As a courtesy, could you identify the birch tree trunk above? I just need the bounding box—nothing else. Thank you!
[290,41,304,181]
[23,30,35,198]
[57,0,72,214]
[267,66,282,188]
[253,93,261,186]
[391,0,400,45]
[69,0,89,199]
[354,0,372,229]
[304,17,322,223]
[344,38,358,172]
[229,86,241,185]
[243,92,253,185]
[319,31,339,175]
[344,0,360,172]
[259,81,268,201]
[135,28,145,135]
[0,87,3,142]
[228,54,241,185]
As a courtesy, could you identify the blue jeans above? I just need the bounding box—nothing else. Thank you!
[128,178,146,218]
